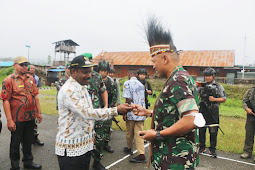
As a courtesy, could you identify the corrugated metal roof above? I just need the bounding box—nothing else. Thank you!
[0,61,14,67]
[93,50,235,67]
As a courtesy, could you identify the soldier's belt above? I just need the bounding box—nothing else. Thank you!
[208,105,218,109]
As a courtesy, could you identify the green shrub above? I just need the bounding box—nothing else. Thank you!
[0,67,15,84]
[0,67,14,75]
[222,84,251,100]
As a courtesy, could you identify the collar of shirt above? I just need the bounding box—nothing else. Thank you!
[130,77,137,80]
[69,76,88,90]
[171,65,184,75]
[14,72,29,80]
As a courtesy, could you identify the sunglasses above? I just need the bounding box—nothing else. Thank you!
[19,63,29,67]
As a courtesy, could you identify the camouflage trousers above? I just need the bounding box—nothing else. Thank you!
[92,119,112,161]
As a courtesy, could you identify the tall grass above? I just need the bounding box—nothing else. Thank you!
[39,89,57,96]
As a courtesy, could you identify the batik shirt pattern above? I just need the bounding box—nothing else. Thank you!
[152,66,199,170]
[1,73,39,122]
[123,77,146,121]
[55,77,118,157]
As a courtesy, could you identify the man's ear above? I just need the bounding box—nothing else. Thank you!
[163,55,169,64]
[70,68,76,76]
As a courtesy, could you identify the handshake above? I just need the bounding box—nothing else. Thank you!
[116,103,151,117]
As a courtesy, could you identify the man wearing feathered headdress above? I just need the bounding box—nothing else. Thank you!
[133,16,205,169]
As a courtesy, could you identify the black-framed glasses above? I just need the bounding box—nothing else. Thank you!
[19,63,29,67]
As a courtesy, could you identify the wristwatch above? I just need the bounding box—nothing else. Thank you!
[155,130,163,140]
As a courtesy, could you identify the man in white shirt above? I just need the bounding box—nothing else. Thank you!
[56,56,132,170]
[122,68,147,163]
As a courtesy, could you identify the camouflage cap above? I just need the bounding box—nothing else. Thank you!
[14,56,29,64]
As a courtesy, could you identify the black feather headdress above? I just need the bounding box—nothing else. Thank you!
[145,16,177,57]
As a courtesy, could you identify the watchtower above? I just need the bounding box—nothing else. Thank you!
[53,39,79,66]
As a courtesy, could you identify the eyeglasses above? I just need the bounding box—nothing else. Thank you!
[19,63,29,67]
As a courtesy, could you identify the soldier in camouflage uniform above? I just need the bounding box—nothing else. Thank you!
[240,87,255,162]
[56,64,70,110]
[108,67,121,105]
[82,54,109,170]
[98,61,118,154]
[133,17,204,169]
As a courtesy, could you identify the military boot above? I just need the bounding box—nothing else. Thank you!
[103,142,114,153]
[92,160,106,170]
[33,135,44,146]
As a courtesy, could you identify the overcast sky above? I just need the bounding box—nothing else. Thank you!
[0,0,254,65]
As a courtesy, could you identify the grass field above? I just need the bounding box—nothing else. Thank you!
[0,66,252,156]
[38,87,255,156]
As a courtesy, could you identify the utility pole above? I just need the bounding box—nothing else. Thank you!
[26,45,31,61]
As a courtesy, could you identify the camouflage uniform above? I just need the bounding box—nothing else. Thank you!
[152,66,199,170]
[56,76,69,110]
[101,76,117,144]
[88,71,106,161]
[242,87,255,156]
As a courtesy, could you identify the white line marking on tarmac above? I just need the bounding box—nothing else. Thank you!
[107,144,255,169]
[106,143,150,169]
[201,153,255,166]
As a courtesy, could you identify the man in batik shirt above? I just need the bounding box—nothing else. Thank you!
[56,55,131,170]
[133,17,204,170]
[122,68,146,163]
[1,56,42,170]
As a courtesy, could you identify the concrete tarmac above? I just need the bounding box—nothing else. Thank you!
[0,104,254,170]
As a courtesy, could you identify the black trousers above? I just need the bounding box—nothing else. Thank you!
[57,151,92,170]
[10,120,35,169]
[243,114,255,154]
[199,107,219,152]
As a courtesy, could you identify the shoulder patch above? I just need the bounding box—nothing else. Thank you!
[173,88,184,100]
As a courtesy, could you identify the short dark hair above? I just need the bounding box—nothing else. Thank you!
[128,68,137,75]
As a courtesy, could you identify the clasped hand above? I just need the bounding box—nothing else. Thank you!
[130,103,149,116]
[131,104,157,141]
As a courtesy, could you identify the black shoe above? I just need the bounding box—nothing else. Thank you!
[130,155,147,163]
[104,145,114,153]
[123,147,133,155]
[199,148,206,153]
[10,160,20,170]
[34,138,44,146]
[10,168,20,170]
[209,150,217,158]
[92,161,106,170]
[24,162,42,169]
